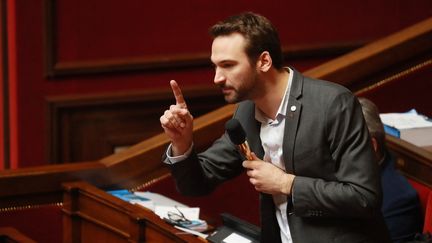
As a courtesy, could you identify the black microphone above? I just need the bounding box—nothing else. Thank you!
[225,119,253,160]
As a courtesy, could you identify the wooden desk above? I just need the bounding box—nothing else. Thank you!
[423,146,432,153]
[386,135,432,186]
[62,181,207,243]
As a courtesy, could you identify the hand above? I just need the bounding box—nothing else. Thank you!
[242,153,295,195]
[160,80,194,155]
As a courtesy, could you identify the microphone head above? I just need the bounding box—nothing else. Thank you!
[225,119,246,145]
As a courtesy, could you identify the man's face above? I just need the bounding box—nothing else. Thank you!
[210,33,259,103]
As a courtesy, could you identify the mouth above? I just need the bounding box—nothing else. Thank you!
[221,87,232,95]
[219,85,234,95]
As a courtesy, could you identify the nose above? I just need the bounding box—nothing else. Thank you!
[214,67,225,85]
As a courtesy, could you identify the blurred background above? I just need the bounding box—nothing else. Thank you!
[1,0,431,169]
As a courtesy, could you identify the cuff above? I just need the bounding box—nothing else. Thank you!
[165,143,194,164]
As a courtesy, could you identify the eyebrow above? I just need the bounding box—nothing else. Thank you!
[212,59,236,66]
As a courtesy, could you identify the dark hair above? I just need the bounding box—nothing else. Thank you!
[358,97,386,151]
[209,12,284,70]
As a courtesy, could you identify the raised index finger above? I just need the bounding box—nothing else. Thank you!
[170,80,187,108]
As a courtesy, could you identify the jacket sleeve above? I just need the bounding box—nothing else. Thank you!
[292,92,382,219]
[164,132,245,196]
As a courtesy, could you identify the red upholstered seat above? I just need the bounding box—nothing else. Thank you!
[423,193,432,233]
[408,178,432,233]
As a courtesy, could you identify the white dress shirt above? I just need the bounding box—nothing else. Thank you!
[254,68,293,243]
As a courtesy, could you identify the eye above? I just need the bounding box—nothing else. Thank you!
[222,63,235,68]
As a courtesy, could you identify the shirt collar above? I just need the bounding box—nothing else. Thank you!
[255,67,293,124]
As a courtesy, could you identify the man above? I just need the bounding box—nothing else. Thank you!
[160,12,390,243]
[359,97,423,243]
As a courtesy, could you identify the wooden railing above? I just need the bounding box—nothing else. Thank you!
[1,17,432,209]
[0,227,37,243]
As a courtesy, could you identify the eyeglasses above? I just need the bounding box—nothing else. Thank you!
[167,206,192,225]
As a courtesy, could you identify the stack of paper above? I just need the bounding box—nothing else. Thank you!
[380,110,432,147]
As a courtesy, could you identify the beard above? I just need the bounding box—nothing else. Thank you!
[218,70,260,104]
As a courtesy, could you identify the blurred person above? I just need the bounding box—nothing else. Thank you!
[359,97,423,243]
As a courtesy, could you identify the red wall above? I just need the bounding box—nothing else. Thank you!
[0,0,4,169]
[2,0,432,168]
[359,64,432,118]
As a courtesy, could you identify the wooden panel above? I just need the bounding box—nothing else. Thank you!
[47,86,225,164]
[44,0,386,78]
[386,136,432,187]
[62,181,205,243]
[0,227,37,243]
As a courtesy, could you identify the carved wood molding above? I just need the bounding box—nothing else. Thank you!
[62,181,204,242]
[43,0,363,78]
[386,135,432,187]
[355,58,432,96]
[306,17,432,88]
[0,227,37,243]
[46,85,225,164]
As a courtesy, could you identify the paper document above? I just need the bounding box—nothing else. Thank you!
[380,110,432,147]
[132,191,188,211]
[380,113,432,129]
[223,232,252,243]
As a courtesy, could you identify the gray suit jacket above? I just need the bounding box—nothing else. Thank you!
[166,69,391,243]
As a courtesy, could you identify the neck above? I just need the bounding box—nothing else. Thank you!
[255,68,289,119]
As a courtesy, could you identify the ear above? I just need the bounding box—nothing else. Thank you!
[256,51,272,72]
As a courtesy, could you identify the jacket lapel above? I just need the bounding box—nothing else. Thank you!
[283,69,303,174]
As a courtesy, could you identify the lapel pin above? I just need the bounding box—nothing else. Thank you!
[290,105,297,112]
